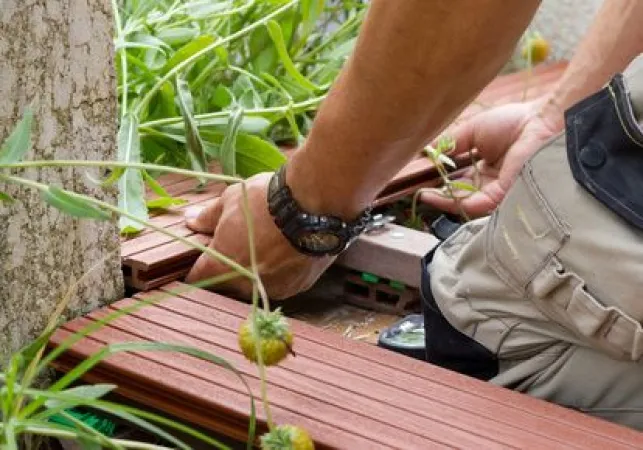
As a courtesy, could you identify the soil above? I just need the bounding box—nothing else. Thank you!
[281,268,403,345]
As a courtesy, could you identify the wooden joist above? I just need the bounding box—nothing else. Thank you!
[48,282,643,449]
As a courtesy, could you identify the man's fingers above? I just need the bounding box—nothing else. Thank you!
[185,198,223,234]
[420,187,497,218]
[185,251,253,298]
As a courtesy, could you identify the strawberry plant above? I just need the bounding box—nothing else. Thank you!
[112,0,368,235]
[0,107,312,448]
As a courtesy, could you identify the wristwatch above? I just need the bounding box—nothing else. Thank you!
[267,164,372,256]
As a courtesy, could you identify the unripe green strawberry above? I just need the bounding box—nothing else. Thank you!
[521,34,550,64]
[238,308,294,366]
[260,424,315,450]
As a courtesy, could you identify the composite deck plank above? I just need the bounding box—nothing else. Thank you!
[161,283,643,447]
[48,284,642,449]
[50,329,383,450]
[113,298,611,449]
[124,234,210,270]
[121,223,195,258]
[62,317,437,450]
[85,307,499,449]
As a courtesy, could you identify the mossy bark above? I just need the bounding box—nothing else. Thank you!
[0,0,123,364]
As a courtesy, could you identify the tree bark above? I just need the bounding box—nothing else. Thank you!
[0,0,123,363]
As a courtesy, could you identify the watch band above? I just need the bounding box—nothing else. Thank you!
[267,164,372,256]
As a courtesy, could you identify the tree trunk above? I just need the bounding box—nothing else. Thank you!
[0,0,123,363]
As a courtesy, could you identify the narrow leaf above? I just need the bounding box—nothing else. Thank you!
[100,168,125,187]
[78,437,102,450]
[200,131,286,177]
[163,35,216,74]
[266,20,318,92]
[45,385,117,408]
[450,180,479,192]
[235,134,286,177]
[162,116,271,134]
[438,153,457,169]
[156,27,200,47]
[176,76,208,183]
[18,327,57,371]
[220,107,244,177]
[117,114,149,234]
[0,108,33,164]
[211,85,233,109]
[142,170,172,197]
[146,197,188,211]
[43,187,111,221]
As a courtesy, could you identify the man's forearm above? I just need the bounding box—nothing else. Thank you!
[541,0,643,130]
[287,0,541,220]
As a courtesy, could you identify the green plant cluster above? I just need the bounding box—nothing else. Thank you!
[0,107,289,450]
[113,0,367,234]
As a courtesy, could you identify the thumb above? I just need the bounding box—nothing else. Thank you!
[184,198,223,234]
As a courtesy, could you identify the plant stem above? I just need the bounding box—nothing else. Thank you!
[435,163,471,222]
[139,96,325,129]
[241,184,274,430]
[0,174,254,279]
[0,160,241,184]
[134,0,300,117]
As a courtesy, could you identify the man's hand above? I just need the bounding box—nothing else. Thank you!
[421,98,562,218]
[184,173,334,300]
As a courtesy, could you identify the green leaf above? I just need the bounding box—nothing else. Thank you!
[201,131,286,177]
[211,85,233,109]
[176,76,208,183]
[43,187,111,221]
[78,437,101,450]
[126,32,171,52]
[185,0,230,18]
[27,390,230,450]
[117,114,149,234]
[146,196,188,211]
[163,34,216,74]
[142,170,171,197]
[0,191,15,203]
[232,74,264,109]
[266,20,318,92]
[100,168,125,187]
[156,27,200,47]
[438,153,457,169]
[158,81,178,118]
[236,134,286,177]
[450,181,479,192]
[18,327,57,372]
[220,107,244,177]
[45,385,117,408]
[0,108,33,164]
[163,115,271,135]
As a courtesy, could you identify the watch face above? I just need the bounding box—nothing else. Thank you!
[295,231,343,254]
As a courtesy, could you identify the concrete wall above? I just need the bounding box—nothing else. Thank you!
[524,0,603,61]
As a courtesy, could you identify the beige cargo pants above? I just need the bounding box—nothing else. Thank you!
[429,54,643,431]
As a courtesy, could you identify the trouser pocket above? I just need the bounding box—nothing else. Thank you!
[421,247,498,380]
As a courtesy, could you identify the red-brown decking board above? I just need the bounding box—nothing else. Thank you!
[121,61,568,290]
[47,282,642,449]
